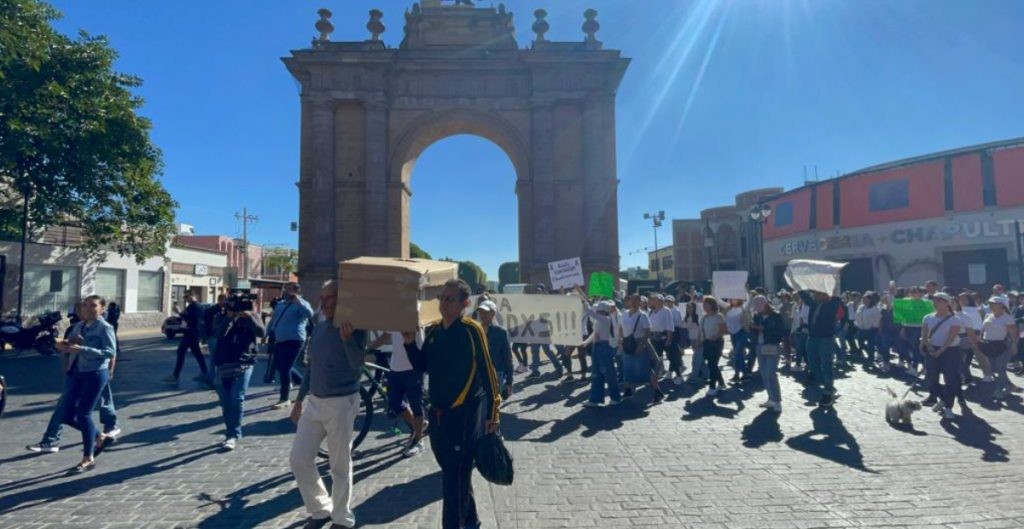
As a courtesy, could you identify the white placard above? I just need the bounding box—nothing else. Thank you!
[469,294,584,346]
[712,271,749,301]
[968,263,987,285]
[784,259,847,296]
[547,257,584,291]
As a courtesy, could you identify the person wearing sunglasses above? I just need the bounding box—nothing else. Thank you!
[404,279,501,529]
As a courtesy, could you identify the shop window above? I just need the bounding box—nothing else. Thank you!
[138,270,164,312]
[774,202,794,227]
[868,179,909,211]
[24,265,79,315]
[95,268,125,309]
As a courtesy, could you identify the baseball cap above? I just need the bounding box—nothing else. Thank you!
[931,292,952,303]
[987,295,1010,309]
[665,295,675,302]
[476,300,497,313]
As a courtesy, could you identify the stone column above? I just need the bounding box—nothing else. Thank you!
[364,98,389,256]
[582,94,619,275]
[299,96,337,301]
[527,100,556,284]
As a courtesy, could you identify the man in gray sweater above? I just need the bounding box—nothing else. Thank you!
[288,280,366,529]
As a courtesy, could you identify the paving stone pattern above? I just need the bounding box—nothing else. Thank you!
[1,334,1023,528]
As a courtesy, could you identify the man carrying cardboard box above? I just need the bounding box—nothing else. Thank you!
[403,279,502,529]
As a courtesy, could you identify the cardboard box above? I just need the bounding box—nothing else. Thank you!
[334,257,459,332]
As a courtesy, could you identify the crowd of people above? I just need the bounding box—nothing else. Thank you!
[15,276,1024,529]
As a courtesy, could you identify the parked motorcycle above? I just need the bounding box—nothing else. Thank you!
[0,311,62,356]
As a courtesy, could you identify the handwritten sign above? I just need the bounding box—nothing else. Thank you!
[712,271,749,301]
[467,294,584,345]
[893,298,934,325]
[548,257,584,290]
[588,271,615,299]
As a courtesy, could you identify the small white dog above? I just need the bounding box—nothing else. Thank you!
[885,386,922,426]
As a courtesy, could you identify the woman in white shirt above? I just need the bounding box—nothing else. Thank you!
[981,295,1019,400]
[724,299,752,383]
[699,298,728,396]
[854,292,882,367]
[919,293,961,419]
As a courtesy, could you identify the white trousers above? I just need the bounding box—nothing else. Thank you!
[289,393,360,527]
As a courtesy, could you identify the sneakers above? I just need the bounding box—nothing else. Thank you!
[759,401,775,409]
[942,407,955,420]
[771,402,783,413]
[931,401,944,413]
[515,364,529,374]
[301,517,331,529]
[582,401,602,408]
[273,399,291,408]
[526,372,541,380]
[672,375,683,386]
[161,375,179,383]
[105,427,122,440]
[609,398,623,405]
[983,375,994,383]
[791,364,804,372]
[920,396,938,407]
[905,367,918,377]
[26,442,59,453]
[652,391,665,404]
[403,439,425,458]
[222,438,237,450]
[707,388,719,396]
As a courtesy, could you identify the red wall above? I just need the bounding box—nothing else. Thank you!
[995,147,1024,207]
[815,183,834,229]
[840,160,945,228]
[763,187,812,240]
[951,153,984,212]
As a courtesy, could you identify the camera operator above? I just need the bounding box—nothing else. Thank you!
[212,293,265,450]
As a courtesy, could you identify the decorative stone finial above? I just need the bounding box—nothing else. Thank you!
[582,8,600,46]
[532,9,549,43]
[315,8,334,42]
[367,9,385,41]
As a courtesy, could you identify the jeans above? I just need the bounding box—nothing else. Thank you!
[216,365,253,440]
[429,396,485,529]
[924,347,960,408]
[529,344,562,376]
[792,332,808,366]
[557,345,588,376]
[806,337,837,395]
[990,348,1013,396]
[588,341,621,404]
[274,340,304,401]
[758,346,781,404]
[898,327,922,368]
[729,330,750,375]
[511,343,529,366]
[877,331,895,365]
[688,345,709,381]
[857,329,878,363]
[703,339,725,389]
[62,368,110,458]
[42,378,117,445]
[665,334,684,375]
[174,333,208,377]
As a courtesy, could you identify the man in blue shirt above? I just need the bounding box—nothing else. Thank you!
[267,282,315,407]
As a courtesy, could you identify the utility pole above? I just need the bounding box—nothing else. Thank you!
[235,208,258,280]
[15,185,31,320]
[643,210,666,288]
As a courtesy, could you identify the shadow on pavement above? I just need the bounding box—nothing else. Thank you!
[741,409,784,448]
[195,470,303,529]
[940,413,1009,462]
[355,471,442,525]
[682,393,743,421]
[785,407,876,473]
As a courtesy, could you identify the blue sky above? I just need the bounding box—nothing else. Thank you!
[48,0,1024,279]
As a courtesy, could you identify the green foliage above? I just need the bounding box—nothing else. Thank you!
[409,242,431,259]
[441,257,487,293]
[498,261,519,290]
[263,247,298,277]
[0,0,177,262]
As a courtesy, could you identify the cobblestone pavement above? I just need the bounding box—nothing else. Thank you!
[2,334,1024,529]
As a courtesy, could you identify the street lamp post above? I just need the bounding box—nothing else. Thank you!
[643,211,666,288]
[748,203,773,288]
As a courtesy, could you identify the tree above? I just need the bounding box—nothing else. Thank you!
[0,0,177,262]
[410,242,431,259]
[263,247,298,279]
[498,261,519,291]
[441,257,487,293]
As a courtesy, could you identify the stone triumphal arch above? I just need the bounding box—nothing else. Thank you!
[284,1,629,291]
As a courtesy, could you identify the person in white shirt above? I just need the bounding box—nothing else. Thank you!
[578,290,622,407]
[956,291,989,383]
[919,293,961,419]
[698,298,728,396]
[854,292,882,366]
[618,294,664,404]
[981,295,1019,400]
[664,295,687,384]
[368,329,427,458]
[790,297,810,372]
[648,294,674,380]
[724,299,752,382]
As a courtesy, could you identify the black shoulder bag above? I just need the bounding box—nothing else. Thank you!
[621,315,643,355]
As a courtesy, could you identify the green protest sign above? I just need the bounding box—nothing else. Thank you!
[893,298,934,325]
[588,271,615,298]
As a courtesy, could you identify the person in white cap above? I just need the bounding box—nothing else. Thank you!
[575,287,622,407]
[981,295,1019,401]
[919,292,961,419]
[477,300,514,401]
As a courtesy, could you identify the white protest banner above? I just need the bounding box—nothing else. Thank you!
[784,259,847,296]
[712,271,749,301]
[468,294,585,346]
[547,257,584,291]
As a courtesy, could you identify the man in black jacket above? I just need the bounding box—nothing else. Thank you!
[164,292,210,384]
[211,298,264,450]
[404,279,501,529]
[799,290,843,406]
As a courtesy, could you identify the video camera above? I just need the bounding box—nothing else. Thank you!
[226,291,257,312]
